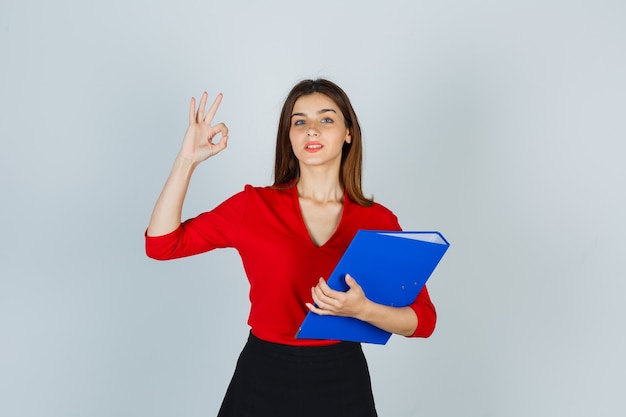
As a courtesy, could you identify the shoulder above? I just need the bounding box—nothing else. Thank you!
[370,201,397,218]
[242,183,294,198]
[203,183,291,221]
[371,201,400,227]
[346,198,401,230]
[229,183,294,208]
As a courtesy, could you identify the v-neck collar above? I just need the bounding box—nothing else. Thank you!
[291,184,348,248]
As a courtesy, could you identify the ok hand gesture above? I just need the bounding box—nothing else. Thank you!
[179,92,229,164]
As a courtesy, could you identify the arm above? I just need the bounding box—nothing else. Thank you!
[307,274,436,337]
[147,92,229,237]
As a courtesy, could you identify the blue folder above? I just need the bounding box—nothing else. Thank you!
[296,230,450,344]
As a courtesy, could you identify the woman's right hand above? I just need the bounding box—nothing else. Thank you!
[146,91,229,237]
[179,92,229,165]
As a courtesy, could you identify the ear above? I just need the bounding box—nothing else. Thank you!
[345,130,352,144]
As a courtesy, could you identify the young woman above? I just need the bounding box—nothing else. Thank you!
[146,79,436,417]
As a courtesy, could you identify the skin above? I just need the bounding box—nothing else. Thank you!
[289,93,350,247]
[146,92,228,237]
[147,91,418,337]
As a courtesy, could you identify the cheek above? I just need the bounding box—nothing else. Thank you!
[289,126,304,142]
[288,132,298,150]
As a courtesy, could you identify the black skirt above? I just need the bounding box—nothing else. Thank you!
[217,332,378,417]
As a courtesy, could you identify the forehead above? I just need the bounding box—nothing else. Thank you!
[292,93,340,113]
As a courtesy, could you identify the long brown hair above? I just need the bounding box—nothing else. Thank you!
[273,79,373,207]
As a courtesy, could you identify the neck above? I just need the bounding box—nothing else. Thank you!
[296,169,343,203]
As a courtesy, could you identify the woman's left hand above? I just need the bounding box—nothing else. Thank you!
[306,274,370,319]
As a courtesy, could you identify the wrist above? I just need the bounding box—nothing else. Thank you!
[173,154,198,174]
[356,299,376,323]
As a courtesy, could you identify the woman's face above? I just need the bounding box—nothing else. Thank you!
[289,93,351,170]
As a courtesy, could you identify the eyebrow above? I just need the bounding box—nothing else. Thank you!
[291,108,337,118]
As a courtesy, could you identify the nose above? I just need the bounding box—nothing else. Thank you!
[306,125,319,136]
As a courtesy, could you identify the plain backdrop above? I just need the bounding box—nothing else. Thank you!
[1,1,625,416]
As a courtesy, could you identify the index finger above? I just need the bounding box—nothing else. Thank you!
[202,92,223,123]
[316,277,338,296]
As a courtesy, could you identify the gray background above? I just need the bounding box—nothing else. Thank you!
[2,1,625,416]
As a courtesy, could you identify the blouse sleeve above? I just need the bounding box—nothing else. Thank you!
[373,204,437,338]
[407,285,437,338]
[145,187,249,260]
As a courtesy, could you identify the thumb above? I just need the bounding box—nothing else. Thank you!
[345,274,360,289]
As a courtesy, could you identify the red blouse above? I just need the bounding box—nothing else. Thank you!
[145,184,436,346]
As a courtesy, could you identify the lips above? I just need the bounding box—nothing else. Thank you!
[305,142,323,152]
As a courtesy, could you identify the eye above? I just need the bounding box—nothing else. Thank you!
[294,119,305,126]
[321,117,333,123]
